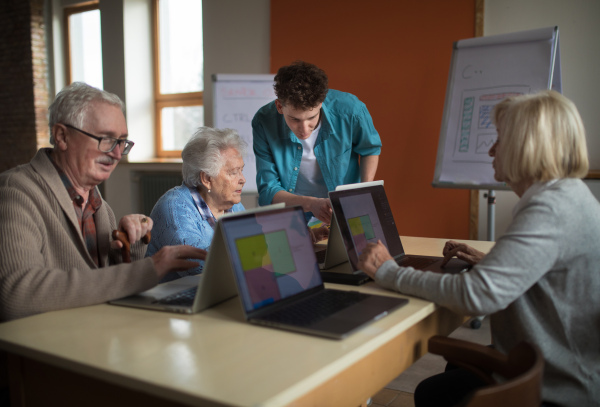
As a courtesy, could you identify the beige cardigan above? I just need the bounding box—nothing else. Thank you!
[0,149,157,321]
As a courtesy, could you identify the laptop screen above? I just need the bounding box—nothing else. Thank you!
[329,185,405,269]
[220,206,323,313]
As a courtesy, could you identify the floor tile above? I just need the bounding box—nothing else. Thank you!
[371,388,398,405]
[388,391,414,407]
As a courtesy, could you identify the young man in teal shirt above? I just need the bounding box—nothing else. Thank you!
[252,61,382,224]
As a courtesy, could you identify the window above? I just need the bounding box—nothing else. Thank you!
[153,0,204,158]
[64,1,103,89]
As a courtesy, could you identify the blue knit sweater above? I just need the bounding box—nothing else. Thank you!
[145,184,245,282]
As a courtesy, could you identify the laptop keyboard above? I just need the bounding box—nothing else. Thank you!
[257,290,370,327]
[154,286,198,306]
[396,256,438,269]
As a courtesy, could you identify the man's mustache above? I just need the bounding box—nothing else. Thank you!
[96,156,118,165]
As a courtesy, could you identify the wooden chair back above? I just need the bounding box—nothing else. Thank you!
[428,335,544,407]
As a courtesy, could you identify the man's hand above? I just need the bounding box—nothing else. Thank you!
[440,240,485,267]
[272,192,332,224]
[309,198,332,224]
[111,214,153,249]
[357,240,393,278]
[151,245,207,280]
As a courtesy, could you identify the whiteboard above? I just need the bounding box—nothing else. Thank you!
[432,26,561,190]
[213,74,276,192]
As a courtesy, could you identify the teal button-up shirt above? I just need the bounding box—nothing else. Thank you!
[252,89,382,206]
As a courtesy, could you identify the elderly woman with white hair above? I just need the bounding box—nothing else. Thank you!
[146,127,247,282]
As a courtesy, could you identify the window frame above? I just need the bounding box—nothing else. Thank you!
[152,0,204,158]
[64,1,101,86]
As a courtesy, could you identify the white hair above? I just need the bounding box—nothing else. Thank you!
[48,82,125,144]
[182,127,247,188]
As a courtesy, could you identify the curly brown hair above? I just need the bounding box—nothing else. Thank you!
[273,61,329,110]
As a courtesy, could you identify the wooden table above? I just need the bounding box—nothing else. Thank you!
[0,237,493,407]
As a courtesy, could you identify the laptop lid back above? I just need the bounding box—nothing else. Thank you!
[194,203,289,312]
[334,180,384,191]
[192,221,239,312]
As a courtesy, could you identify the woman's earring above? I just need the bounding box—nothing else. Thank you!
[208,189,211,193]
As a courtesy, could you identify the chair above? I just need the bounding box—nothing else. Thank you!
[427,335,544,407]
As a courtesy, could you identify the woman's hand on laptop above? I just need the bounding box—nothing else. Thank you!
[151,245,207,280]
[358,240,393,278]
[440,240,485,268]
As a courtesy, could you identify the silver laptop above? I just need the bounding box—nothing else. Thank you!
[328,184,470,274]
[108,203,284,314]
[219,205,408,339]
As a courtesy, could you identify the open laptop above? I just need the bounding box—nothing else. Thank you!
[109,203,285,314]
[328,184,470,274]
[315,181,384,270]
[219,205,407,339]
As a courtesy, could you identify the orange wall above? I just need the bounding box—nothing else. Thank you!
[271,0,476,239]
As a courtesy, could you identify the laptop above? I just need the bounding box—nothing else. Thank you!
[334,180,384,192]
[328,184,470,274]
[315,181,384,270]
[109,203,285,314]
[219,205,408,339]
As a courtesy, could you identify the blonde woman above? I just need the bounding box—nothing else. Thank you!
[359,90,599,406]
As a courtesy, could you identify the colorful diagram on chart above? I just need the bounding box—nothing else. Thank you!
[235,230,296,307]
[453,86,529,163]
[347,215,376,255]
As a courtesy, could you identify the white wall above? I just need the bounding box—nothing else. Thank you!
[202,0,271,128]
[480,0,600,241]
[123,0,154,161]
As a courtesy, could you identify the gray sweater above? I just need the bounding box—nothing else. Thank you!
[375,178,600,406]
[0,149,158,321]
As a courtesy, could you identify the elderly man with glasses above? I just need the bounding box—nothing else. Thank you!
[0,82,206,322]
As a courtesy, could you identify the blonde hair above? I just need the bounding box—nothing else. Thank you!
[492,90,588,184]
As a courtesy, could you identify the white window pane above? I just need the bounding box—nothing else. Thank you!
[159,0,203,94]
[69,10,103,89]
[161,106,204,151]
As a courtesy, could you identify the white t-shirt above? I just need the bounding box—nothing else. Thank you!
[295,123,329,198]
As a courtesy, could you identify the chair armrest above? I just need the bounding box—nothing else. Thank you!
[428,336,506,384]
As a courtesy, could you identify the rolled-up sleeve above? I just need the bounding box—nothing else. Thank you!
[352,102,382,157]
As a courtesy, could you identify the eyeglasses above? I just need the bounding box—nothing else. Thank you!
[63,124,134,155]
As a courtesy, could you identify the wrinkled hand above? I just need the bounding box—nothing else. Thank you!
[357,240,393,278]
[310,225,330,243]
[440,240,485,267]
[111,214,153,249]
[151,245,207,280]
[310,198,332,224]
